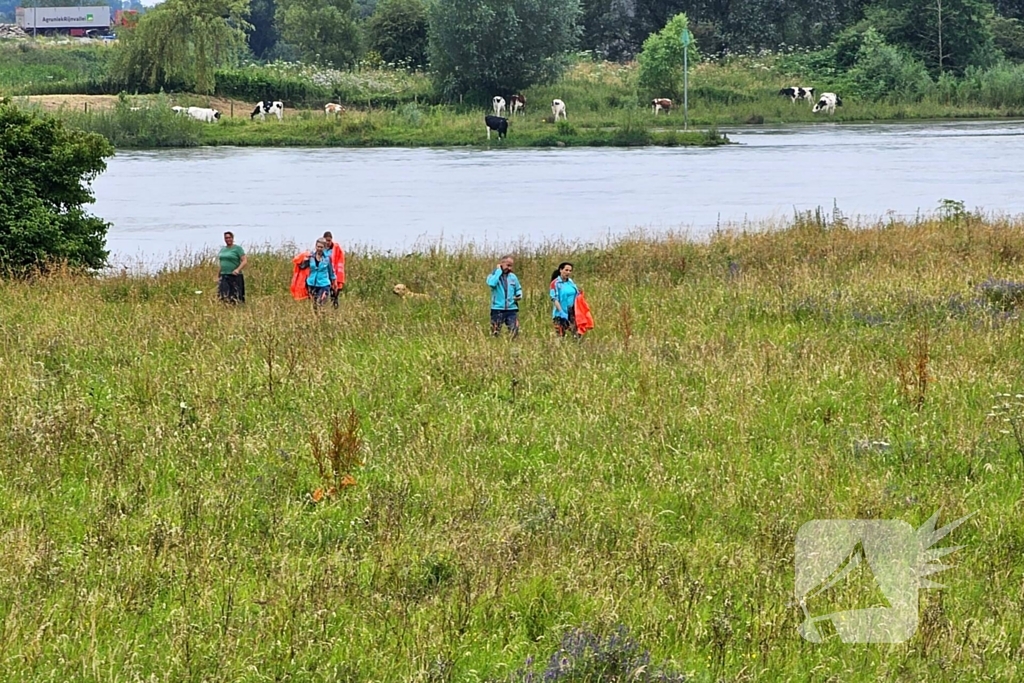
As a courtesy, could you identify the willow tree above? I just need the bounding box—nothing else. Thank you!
[112,0,250,94]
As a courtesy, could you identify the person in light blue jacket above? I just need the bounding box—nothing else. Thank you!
[487,254,522,337]
[550,261,581,338]
[305,238,337,308]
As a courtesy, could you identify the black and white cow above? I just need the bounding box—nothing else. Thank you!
[779,86,815,103]
[812,92,842,114]
[485,115,508,140]
[251,100,284,121]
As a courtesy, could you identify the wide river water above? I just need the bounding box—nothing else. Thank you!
[92,120,1024,266]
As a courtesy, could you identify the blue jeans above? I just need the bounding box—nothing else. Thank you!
[308,285,330,307]
[490,309,519,337]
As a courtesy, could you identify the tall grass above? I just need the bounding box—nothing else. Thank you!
[0,41,116,95]
[30,92,202,147]
[1,213,1023,680]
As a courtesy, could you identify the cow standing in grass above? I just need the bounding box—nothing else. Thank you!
[779,86,815,103]
[186,106,221,122]
[251,100,284,121]
[492,96,506,117]
[510,94,526,116]
[485,115,508,140]
[551,99,567,121]
[324,103,345,116]
[652,98,673,115]
[812,92,842,115]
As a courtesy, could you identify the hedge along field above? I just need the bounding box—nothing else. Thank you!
[1,214,1024,681]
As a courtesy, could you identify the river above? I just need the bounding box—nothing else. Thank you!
[92,120,1024,266]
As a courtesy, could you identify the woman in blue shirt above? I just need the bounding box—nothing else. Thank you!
[550,261,582,338]
[305,238,337,308]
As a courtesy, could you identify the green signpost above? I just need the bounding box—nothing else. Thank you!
[680,29,691,130]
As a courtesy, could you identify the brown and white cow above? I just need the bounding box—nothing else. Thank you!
[324,102,345,116]
[652,98,673,115]
[510,94,526,116]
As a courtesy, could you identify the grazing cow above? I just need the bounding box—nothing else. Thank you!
[485,115,508,140]
[492,96,506,117]
[812,92,842,115]
[510,94,526,116]
[324,102,345,116]
[652,98,673,115]
[551,99,567,121]
[186,106,221,122]
[779,86,815,103]
[251,100,284,121]
[171,105,186,114]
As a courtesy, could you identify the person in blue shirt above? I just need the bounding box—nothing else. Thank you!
[550,261,581,338]
[487,254,522,337]
[305,238,337,308]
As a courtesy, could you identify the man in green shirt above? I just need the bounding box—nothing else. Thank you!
[217,231,247,303]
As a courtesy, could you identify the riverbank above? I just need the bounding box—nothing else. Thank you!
[2,216,1023,680]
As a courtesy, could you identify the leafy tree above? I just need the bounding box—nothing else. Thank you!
[247,0,280,59]
[277,0,362,68]
[637,13,699,100]
[366,0,429,69]
[991,14,1024,60]
[428,0,581,98]
[0,102,114,273]
[111,0,249,94]
[865,0,1000,75]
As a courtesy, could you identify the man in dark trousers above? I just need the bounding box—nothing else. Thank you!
[487,254,522,337]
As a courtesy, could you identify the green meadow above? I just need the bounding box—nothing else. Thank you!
[1,213,1023,680]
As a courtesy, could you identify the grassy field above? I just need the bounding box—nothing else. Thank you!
[2,213,1023,680]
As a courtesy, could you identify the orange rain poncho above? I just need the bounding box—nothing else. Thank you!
[290,251,311,300]
[575,292,594,335]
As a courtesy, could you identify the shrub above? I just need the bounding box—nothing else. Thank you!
[57,92,202,148]
[0,101,113,273]
[637,13,700,101]
[846,28,933,102]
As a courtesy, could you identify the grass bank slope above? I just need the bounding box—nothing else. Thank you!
[2,214,1024,680]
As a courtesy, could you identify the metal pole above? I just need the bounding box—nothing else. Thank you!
[683,47,688,131]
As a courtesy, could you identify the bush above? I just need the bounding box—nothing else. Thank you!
[276,0,363,69]
[958,62,1024,108]
[366,0,429,69]
[57,92,202,148]
[846,28,933,102]
[0,101,114,273]
[637,13,699,101]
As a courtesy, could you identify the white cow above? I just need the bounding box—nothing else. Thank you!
[251,100,284,121]
[171,105,187,114]
[812,92,842,115]
[186,106,221,122]
[492,96,506,117]
[551,99,567,121]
